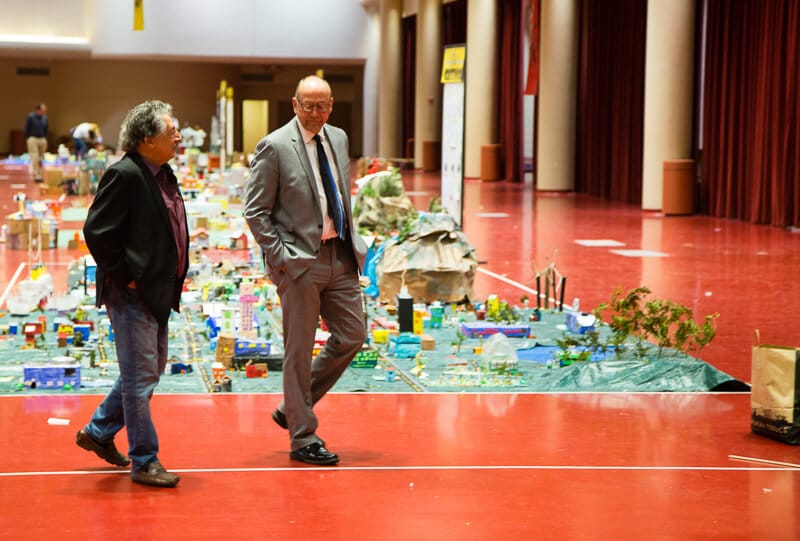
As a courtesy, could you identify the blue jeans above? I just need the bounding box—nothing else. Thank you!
[73,137,87,159]
[84,284,168,471]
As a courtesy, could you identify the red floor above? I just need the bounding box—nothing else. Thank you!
[1,163,799,540]
[1,393,798,540]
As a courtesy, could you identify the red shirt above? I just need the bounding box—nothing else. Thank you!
[144,159,187,279]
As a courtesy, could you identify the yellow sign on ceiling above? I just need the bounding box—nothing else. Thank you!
[134,0,144,31]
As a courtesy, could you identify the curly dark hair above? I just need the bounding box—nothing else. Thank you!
[118,100,173,152]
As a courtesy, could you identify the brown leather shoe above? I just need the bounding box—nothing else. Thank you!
[76,428,131,467]
[131,461,180,488]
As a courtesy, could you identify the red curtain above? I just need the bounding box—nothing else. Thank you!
[702,0,800,227]
[498,0,525,182]
[401,16,416,159]
[524,0,539,96]
[443,0,467,45]
[575,0,647,204]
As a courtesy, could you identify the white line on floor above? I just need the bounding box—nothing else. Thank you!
[0,262,26,307]
[1,463,797,477]
[476,267,537,296]
[729,454,800,469]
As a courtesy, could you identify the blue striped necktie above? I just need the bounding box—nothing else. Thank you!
[313,134,345,239]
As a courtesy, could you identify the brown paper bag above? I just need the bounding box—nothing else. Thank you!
[751,334,800,444]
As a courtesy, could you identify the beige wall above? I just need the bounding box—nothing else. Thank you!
[1,58,364,156]
[1,57,239,153]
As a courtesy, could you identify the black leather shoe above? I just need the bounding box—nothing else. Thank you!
[290,442,339,465]
[76,428,131,467]
[272,409,288,429]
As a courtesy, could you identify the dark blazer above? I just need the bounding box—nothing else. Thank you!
[83,152,189,327]
[244,118,367,282]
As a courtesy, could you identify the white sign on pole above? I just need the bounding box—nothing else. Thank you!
[440,44,466,226]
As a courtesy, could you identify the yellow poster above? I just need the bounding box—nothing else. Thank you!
[134,0,144,31]
[440,45,466,84]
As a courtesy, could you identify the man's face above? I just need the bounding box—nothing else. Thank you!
[147,115,182,164]
[292,83,333,134]
[37,105,46,116]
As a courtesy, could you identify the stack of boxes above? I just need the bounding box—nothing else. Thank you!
[43,168,64,196]
[5,213,50,251]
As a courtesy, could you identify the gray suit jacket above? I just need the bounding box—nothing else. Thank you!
[244,117,367,282]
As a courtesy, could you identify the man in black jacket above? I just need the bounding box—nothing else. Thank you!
[75,100,188,488]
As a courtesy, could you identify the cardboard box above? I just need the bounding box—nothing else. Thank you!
[8,232,50,251]
[44,168,64,187]
[6,213,41,235]
[42,184,63,196]
[78,171,92,195]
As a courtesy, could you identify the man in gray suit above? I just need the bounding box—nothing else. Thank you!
[244,75,367,465]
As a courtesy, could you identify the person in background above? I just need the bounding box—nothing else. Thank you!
[245,75,368,466]
[75,100,187,488]
[24,103,48,182]
[72,122,102,160]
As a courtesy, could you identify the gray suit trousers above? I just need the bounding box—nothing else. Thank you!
[275,238,366,451]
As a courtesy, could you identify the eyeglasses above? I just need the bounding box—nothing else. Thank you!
[296,100,331,114]
[158,126,180,139]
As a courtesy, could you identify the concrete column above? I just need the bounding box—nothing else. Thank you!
[536,0,579,191]
[414,0,442,168]
[641,0,695,210]
[463,0,498,178]
[378,0,403,159]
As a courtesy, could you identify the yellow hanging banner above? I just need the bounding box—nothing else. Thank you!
[134,0,144,31]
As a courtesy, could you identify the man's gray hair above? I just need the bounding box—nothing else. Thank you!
[118,100,173,152]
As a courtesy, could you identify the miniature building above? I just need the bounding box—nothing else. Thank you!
[229,231,248,250]
[238,280,258,338]
[190,228,210,249]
